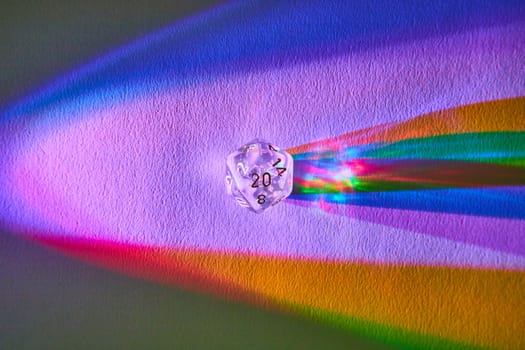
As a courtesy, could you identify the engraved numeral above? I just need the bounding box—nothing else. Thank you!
[271,157,286,176]
[257,194,266,204]
[252,172,272,187]
[262,172,271,187]
[251,173,259,188]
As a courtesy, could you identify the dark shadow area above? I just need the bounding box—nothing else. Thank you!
[0,0,226,108]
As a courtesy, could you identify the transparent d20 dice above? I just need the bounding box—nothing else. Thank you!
[225,139,294,213]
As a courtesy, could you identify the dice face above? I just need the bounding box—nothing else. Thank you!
[225,139,293,213]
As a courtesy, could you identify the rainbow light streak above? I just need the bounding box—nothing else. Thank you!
[29,234,525,350]
[1,1,525,348]
[291,98,525,204]
[289,98,525,256]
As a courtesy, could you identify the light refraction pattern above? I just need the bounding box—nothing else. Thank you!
[290,98,525,215]
[1,1,525,348]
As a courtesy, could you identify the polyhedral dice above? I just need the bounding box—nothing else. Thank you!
[225,139,294,213]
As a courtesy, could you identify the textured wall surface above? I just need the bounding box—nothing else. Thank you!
[1,1,525,349]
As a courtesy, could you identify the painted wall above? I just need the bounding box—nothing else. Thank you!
[1,1,524,348]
